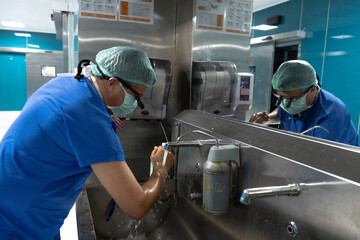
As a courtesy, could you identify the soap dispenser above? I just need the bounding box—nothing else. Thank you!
[202,144,240,214]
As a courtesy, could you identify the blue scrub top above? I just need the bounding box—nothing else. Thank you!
[0,76,125,239]
[278,88,359,146]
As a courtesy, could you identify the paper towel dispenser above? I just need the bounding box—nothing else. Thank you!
[234,72,254,111]
[192,61,238,115]
[233,72,254,120]
[127,58,171,119]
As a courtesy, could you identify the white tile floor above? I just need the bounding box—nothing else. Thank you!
[0,111,78,239]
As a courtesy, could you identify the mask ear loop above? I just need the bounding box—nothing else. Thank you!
[285,98,293,108]
[275,96,283,107]
[75,59,93,81]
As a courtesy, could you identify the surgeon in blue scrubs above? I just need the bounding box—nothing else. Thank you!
[249,60,359,146]
[0,46,174,239]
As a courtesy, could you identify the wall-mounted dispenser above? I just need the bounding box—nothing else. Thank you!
[233,72,254,121]
[192,61,238,116]
[127,58,171,119]
[203,144,240,214]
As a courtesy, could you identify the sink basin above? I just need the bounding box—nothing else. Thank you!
[76,179,176,240]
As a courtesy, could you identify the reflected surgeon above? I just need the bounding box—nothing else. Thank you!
[249,60,359,146]
[0,46,174,239]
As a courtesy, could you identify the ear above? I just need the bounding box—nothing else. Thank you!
[310,85,317,93]
[107,77,119,86]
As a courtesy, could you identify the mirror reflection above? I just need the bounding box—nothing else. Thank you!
[247,0,360,147]
[0,0,359,148]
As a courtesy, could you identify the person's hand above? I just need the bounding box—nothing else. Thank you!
[111,115,123,129]
[150,146,174,172]
[249,111,270,124]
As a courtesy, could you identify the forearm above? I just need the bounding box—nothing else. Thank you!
[268,108,279,120]
[91,147,173,221]
[140,165,167,213]
[91,161,167,220]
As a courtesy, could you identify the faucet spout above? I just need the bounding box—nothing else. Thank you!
[240,183,301,205]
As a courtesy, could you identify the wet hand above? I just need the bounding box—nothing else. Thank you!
[150,146,174,172]
[249,111,270,124]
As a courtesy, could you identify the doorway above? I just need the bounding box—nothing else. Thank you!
[269,44,299,112]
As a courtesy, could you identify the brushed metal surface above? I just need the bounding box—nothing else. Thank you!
[26,52,64,98]
[171,111,360,239]
[76,189,96,240]
[78,0,176,64]
[175,110,360,183]
[117,120,168,180]
[192,29,251,73]
[248,42,274,119]
[78,110,360,239]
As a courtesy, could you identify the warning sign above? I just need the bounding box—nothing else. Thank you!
[119,0,154,24]
[79,0,117,21]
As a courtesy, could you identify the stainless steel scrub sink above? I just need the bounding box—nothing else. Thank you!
[76,111,360,240]
[76,177,176,240]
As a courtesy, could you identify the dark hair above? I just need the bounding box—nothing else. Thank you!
[316,74,322,87]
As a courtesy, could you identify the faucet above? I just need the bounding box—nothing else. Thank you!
[163,129,220,176]
[164,130,220,148]
[163,129,221,203]
[240,181,346,205]
[240,183,301,205]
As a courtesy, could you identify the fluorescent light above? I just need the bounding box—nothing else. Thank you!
[14,33,31,37]
[28,44,40,48]
[251,24,278,31]
[330,35,354,39]
[253,0,290,12]
[326,51,346,56]
[1,21,24,28]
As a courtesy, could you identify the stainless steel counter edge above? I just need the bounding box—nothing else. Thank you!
[174,110,360,185]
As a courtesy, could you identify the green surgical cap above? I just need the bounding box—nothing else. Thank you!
[92,46,156,87]
[272,60,317,91]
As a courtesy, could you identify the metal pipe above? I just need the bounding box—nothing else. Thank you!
[300,125,329,135]
[168,128,221,204]
[240,183,301,205]
[176,130,219,146]
[166,140,202,148]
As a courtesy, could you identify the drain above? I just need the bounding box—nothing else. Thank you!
[287,221,298,237]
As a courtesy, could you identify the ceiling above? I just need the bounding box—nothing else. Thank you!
[0,0,289,34]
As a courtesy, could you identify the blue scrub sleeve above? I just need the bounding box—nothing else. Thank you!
[64,103,125,167]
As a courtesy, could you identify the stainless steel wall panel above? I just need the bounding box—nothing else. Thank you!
[248,42,274,118]
[78,0,176,62]
[166,0,194,124]
[193,30,251,72]
[26,52,64,98]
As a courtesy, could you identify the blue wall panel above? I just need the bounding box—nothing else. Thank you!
[252,0,302,38]
[0,30,62,51]
[322,0,360,131]
[300,0,328,77]
[0,52,27,110]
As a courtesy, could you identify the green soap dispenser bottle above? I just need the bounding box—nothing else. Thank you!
[202,145,240,214]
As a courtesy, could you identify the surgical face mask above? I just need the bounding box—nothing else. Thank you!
[106,89,137,117]
[90,75,138,117]
[280,94,311,115]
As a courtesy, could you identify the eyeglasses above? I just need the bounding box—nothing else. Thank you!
[273,85,314,108]
[95,63,145,109]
